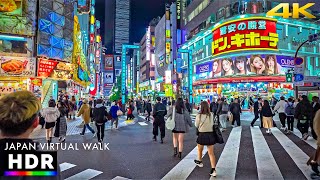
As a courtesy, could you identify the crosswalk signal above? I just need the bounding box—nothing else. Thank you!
[286,73,293,82]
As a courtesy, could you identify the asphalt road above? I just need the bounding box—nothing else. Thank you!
[35,115,320,180]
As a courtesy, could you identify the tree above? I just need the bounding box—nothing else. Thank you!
[110,76,121,101]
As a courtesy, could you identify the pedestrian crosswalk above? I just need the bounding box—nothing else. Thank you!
[60,162,103,180]
[163,126,318,180]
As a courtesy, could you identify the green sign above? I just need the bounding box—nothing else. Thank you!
[286,73,293,82]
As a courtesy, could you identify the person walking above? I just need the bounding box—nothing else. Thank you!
[168,98,193,159]
[274,96,287,130]
[230,98,242,126]
[153,97,167,143]
[311,96,320,139]
[210,99,218,115]
[295,95,313,140]
[57,101,67,142]
[145,100,152,122]
[285,98,295,134]
[136,98,142,115]
[78,99,96,137]
[185,98,192,114]
[261,100,274,134]
[250,98,262,127]
[92,99,108,142]
[110,101,120,129]
[41,100,60,143]
[194,101,217,177]
[216,98,229,131]
[308,109,320,175]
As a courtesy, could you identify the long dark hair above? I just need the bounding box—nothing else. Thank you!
[175,98,185,114]
[199,101,211,117]
[263,100,270,108]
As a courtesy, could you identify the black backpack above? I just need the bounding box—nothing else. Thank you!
[93,107,108,123]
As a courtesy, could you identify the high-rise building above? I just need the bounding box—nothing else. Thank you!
[104,0,130,54]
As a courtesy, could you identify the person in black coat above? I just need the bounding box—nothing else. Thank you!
[153,97,167,142]
[92,99,108,142]
[145,100,152,121]
[230,99,242,126]
[295,95,313,140]
[251,98,262,127]
[311,96,320,139]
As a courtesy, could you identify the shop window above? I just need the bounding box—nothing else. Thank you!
[216,7,225,21]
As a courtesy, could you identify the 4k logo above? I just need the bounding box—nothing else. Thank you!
[267,3,316,19]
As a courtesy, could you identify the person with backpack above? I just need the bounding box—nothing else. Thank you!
[216,98,229,131]
[285,98,295,134]
[295,95,313,140]
[92,99,108,142]
[230,98,242,126]
[274,96,287,131]
[153,97,167,143]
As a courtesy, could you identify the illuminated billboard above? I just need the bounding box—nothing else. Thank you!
[212,17,278,57]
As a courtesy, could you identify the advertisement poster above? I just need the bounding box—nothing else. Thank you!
[221,58,234,76]
[37,58,74,80]
[213,59,222,77]
[212,17,278,57]
[104,72,113,84]
[105,55,113,70]
[0,56,36,76]
[30,78,42,86]
[196,61,213,80]
[0,0,23,16]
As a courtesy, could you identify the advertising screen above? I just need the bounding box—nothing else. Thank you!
[104,72,114,84]
[0,0,22,16]
[0,56,36,76]
[37,58,74,80]
[105,55,113,70]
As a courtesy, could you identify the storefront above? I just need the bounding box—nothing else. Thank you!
[181,14,320,105]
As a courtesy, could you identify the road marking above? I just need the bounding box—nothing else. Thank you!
[251,127,283,180]
[272,128,312,180]
[65,169,103,180]
[215,126,242,180]
[138,122,148,126]
[112,176,131,180]
[161,146,208,180]
[59,162,76,172]
[293,128,317,149]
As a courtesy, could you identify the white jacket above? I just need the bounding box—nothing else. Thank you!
[41,107,60,123]
[274,100,286,113]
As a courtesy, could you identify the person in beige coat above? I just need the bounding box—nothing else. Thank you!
[78,99,96,137]
[308,110,320,175]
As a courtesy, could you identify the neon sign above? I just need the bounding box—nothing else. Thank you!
[212,17,279,57]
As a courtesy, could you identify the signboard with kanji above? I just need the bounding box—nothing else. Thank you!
[212,17,278,57]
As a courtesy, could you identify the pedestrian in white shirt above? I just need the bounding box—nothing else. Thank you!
[274,96,287,130]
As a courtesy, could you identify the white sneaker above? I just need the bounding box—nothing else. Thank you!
[194,160,203,167]
[210,169,217,177]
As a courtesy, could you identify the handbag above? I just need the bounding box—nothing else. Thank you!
[212,115,224,144]
[228,111,233,122]
[196,114,206,136]
[117,109,123,116]
[166,107,175,130]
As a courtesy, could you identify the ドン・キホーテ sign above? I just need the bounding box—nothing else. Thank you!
[212,17,279,57]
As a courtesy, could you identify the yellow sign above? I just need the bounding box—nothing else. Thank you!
[164,84,173,97]
[267,3,316,19]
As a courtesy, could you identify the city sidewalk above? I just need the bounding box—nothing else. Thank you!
[30,115,136,139]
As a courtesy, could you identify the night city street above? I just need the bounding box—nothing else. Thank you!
[1,0,320,179]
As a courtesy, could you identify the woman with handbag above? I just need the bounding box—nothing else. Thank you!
[167,98,193,159]
[194,101,218,177]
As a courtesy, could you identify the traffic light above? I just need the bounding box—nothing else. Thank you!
[286,73,293,82]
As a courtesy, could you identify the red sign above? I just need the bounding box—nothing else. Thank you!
[212,17,278,57]
[30,78,42,86]
[37,59,59,77]
[193,76,285,85]
[90,34,94,43]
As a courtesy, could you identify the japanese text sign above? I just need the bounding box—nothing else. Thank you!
[212,17,278,57]
[37,58,74,80]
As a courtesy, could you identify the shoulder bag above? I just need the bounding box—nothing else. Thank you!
[196,114,206,136]
[212,115,224,144]
[166,107,175,130]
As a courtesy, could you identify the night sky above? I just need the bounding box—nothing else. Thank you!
[96,0,175,45]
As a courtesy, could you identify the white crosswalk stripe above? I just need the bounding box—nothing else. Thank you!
[162,126,318,180]
[59,163,103,180]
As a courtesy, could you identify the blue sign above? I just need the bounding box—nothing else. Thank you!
[294,57,304,65]
[196,62,213,74]
[294,74,304,82]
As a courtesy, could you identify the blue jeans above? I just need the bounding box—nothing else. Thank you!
[81,124,95,134]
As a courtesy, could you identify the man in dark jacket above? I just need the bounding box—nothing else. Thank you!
[251,98,262,127]
[311,96,320,139]
[153,97,167,143]
[230,99,242,126]
[0,91,62,179]
[210,99,218,115]
[295,95,313,140]
[216,98,229,130]
[92,99,108,142]
[145,100,152,121]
